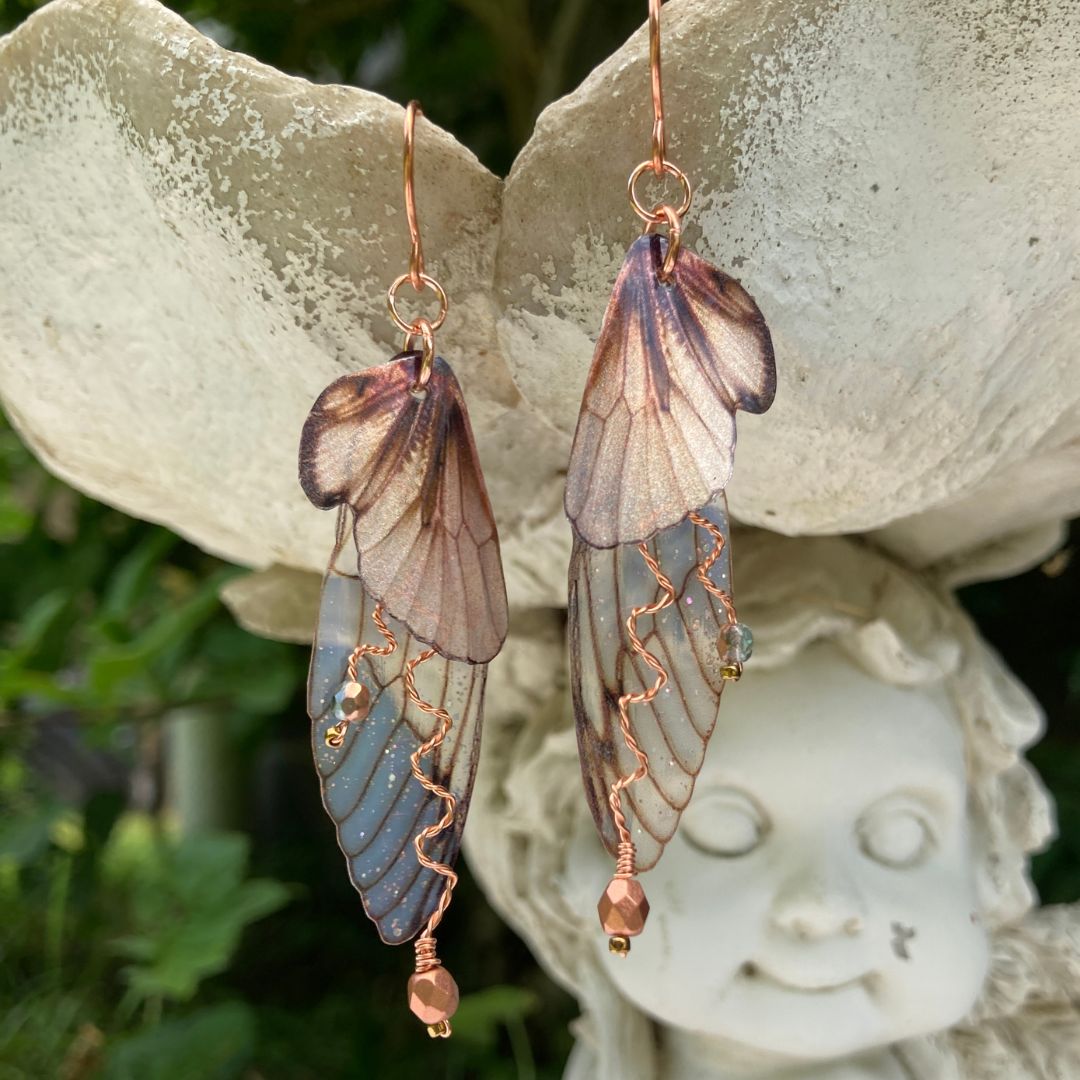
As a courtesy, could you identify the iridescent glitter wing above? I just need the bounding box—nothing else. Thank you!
[308,509,486,944]
[569,498,734,871]
[300,351,508,665]
[564,235,775,549]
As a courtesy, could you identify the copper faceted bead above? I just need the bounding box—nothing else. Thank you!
[598,877,650,938]
[333,680,371,721]
[407,966,459,1027]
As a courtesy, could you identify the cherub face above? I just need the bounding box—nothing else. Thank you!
[586,641,991,1060]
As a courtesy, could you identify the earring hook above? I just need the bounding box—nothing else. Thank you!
[387,100,448,389]
[627,0,692,279]
[403,100,425,290]
[649,0,665,174]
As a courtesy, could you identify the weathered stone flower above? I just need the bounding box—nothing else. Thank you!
[1,0,1078,629]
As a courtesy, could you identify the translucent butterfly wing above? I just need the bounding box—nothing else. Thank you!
[565,236,775,549]
[308,509,486,944]
[569,499,733,871]
[300,352,508,665]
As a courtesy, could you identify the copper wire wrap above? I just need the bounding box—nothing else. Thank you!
[346,603,398,678]
[403,648,460,956]
[386,101,448,390]
[606,543,676,875]
[325,604,398,748]
[628,0,693,282]
[414,935,442,973]
[688,511,738,625]
[614,839,637,880]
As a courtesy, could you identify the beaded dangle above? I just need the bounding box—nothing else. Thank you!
[565,0,776,955]
[299,103,507,1035]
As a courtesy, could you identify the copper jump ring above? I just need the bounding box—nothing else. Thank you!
[387,273,448,335]
[644,203,682,281]
[628,158,692,224]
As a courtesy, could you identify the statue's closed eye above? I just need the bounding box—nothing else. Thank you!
[680,790,767,857]
[857,799,936,869]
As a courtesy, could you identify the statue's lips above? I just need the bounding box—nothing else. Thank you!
[738,960,874,996]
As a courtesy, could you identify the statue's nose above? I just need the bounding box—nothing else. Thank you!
[767,842,867,942]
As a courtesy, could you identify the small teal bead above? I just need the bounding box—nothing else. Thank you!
[719,622,753,664]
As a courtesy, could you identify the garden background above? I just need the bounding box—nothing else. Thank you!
[0,1,1077,1077]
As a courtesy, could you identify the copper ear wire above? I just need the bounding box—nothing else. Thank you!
[403,100,425,291]
[688,512,738,626]
[628,0,693,281]
[648,0,666,173]
[387,101,449,389]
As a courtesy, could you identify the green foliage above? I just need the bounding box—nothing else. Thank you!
[104,1002,257,1080]
[0,780,287,1077]
[100,814,291,1005]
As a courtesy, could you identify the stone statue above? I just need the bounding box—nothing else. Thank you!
[1,3,1077,1075]
[470,531,1077,1078]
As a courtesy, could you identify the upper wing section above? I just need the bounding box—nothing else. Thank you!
[300,351,507,664]
[565,235,775,548]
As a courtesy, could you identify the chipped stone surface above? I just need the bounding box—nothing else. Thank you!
[1,0,1079,614]
[220,564,320,644]
[0,0,568,606]
[496,0,1080,566]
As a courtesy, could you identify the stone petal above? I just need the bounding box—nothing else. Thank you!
[1,0,1078,605]
[0,0,569,608]
[495,0,1080,576]
[220,566,321,644]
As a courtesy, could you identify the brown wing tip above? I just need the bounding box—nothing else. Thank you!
[653,234,778,415]
[298,371,365,510]
[298,405,332,510]
[298,354,432,509]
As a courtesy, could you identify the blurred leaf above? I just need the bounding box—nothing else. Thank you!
[0,492,33,544]
[97,530,180,628]
[101,815,291,1003]
[87,569,239,699]
[103,1001,256,1080]
[184,624,301,717]
[6,590,68,659]
[0,805,60,865]
[452,984,538,1052]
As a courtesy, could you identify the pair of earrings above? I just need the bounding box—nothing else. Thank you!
[298,0,775,1039]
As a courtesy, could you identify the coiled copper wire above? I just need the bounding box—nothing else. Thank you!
[345,603,398,680]
[607,543,676,874]
[688,511,738,625]
[403,648,460,964]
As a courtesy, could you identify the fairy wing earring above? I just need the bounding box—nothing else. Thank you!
[299,102,508,1037]
[566,0,776,955]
